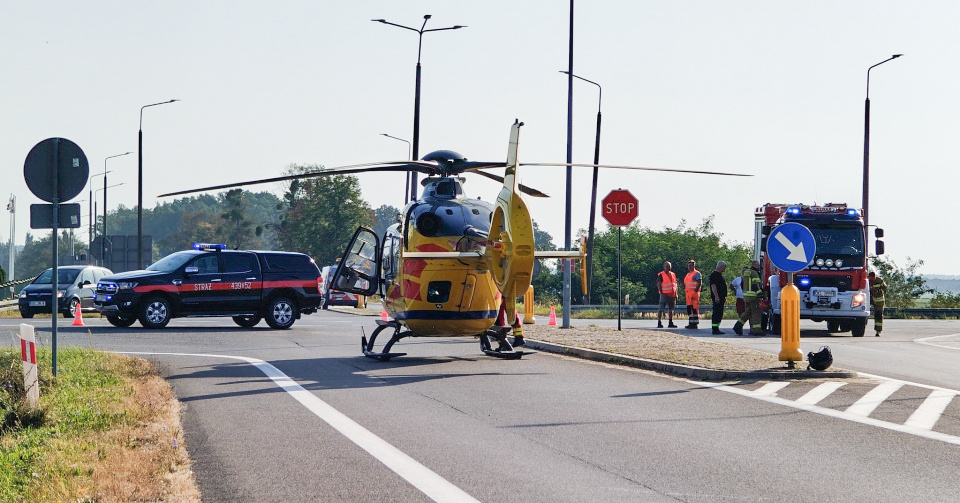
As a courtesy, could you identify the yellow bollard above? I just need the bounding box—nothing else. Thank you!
[523,285,536,324]
[778,282,803,365]
[357,295,366,309]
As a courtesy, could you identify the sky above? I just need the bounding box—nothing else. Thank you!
[2,2,958,275]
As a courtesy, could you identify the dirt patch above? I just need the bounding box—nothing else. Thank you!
[521,324,789,371]
[91,357,201,502]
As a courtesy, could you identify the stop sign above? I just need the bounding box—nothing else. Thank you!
[601,189,639,226]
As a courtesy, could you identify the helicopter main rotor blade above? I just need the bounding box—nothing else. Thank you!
[519,162,753,177]
[158,160,442,197]
[469,170,550,198]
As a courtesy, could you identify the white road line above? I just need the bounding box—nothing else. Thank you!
[752,382,790,396]
[845,381,904,417]
[122,351,480,503]
[693,380,960,446]
[905,390,957,430]
[915,333,960,351]
[796,381,847,405]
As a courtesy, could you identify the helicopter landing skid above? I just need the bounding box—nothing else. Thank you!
[362,320,411,361]
[479,327,536,359]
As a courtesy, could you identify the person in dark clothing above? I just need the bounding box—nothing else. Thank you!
[709,261,728,334]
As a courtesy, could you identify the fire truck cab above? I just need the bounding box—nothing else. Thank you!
[755,203,884,337]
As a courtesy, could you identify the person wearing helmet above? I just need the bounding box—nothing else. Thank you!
[868,271,887,337]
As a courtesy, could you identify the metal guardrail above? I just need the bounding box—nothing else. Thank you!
[0,276,38,290]
[568,304,960,319]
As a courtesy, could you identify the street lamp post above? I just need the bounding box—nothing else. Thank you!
[372,15,466,201]
[95,152,131,265]
[560,70,602,305]
[96,183,124,266]
[381,133,412,204]
[862,54,902,230]
[139,99,179,269]
[6,195,14,299]
[88,171,108,264]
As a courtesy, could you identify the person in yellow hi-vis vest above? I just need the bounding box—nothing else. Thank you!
[733,261,764,336]
[868,271,886,337]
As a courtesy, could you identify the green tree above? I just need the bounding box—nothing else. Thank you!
[277,164,373,265]
[586,216,751,305]
[870,256,932,309]
[373,204,402,238]
[930,290,960,309]
[531,220,561,305]
[218,189,259,249]
[15,231,86,280]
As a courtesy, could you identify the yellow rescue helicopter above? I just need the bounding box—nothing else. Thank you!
[161,120,749,360]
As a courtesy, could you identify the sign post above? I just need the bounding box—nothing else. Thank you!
[601,189,639,330]
[766,222,816,367]
[24,137,89,376]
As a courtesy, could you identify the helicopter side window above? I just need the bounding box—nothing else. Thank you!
[426,281,451,303]
[383,236,401,282]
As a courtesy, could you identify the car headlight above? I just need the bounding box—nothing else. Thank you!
[825,259,834,267]
[835,259,843,267]
[19,292,26,299]
[57,290,65,298]
[816,258,825,266]
[852,292,865,308]
[117,282,139,290]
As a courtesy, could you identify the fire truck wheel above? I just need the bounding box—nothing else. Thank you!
[826,320,840,332]
[769,314,781,335]
[851,318,867,337]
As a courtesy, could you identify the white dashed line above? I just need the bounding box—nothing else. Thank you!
[796,381,847,405]
[905,390,957,431]
[844,381,903,417]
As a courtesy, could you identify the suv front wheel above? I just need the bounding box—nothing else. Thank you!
[139,295,172,329]
[265,296,296,329]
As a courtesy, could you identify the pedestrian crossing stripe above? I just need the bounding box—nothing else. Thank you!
[690,378,960,447]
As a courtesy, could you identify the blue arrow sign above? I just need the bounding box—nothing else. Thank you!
[767,222,816,273]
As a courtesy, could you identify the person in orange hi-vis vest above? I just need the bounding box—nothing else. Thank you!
[656,261,679,328]
[683,259,703,329]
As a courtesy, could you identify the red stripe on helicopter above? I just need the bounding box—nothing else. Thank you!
[402,279,422,301]
[403,259,427,279]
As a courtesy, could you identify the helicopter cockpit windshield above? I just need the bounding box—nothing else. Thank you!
[422,177,464,199]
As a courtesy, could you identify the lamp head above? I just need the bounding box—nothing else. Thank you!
[892,54,903,58]
[424,14,432,20]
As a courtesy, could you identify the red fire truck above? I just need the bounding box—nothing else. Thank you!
[755,203,884,337]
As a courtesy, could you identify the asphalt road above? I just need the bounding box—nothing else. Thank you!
[2,313,960,502]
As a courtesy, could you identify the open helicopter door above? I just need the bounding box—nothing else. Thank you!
[330,227,381,297]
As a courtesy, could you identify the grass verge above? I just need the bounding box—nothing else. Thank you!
[1,347,199,502]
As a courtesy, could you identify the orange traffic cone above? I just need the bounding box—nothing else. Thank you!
[71,303,84,326]
[547,305,557,326]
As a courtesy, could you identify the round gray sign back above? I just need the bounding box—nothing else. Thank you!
[23,138,89,203]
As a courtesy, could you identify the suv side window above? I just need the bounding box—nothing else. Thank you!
[79,268,95,286]
[192,255,219,274]
[223,252,258,273]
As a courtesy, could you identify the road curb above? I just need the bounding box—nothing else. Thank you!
[523,339,858,381]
